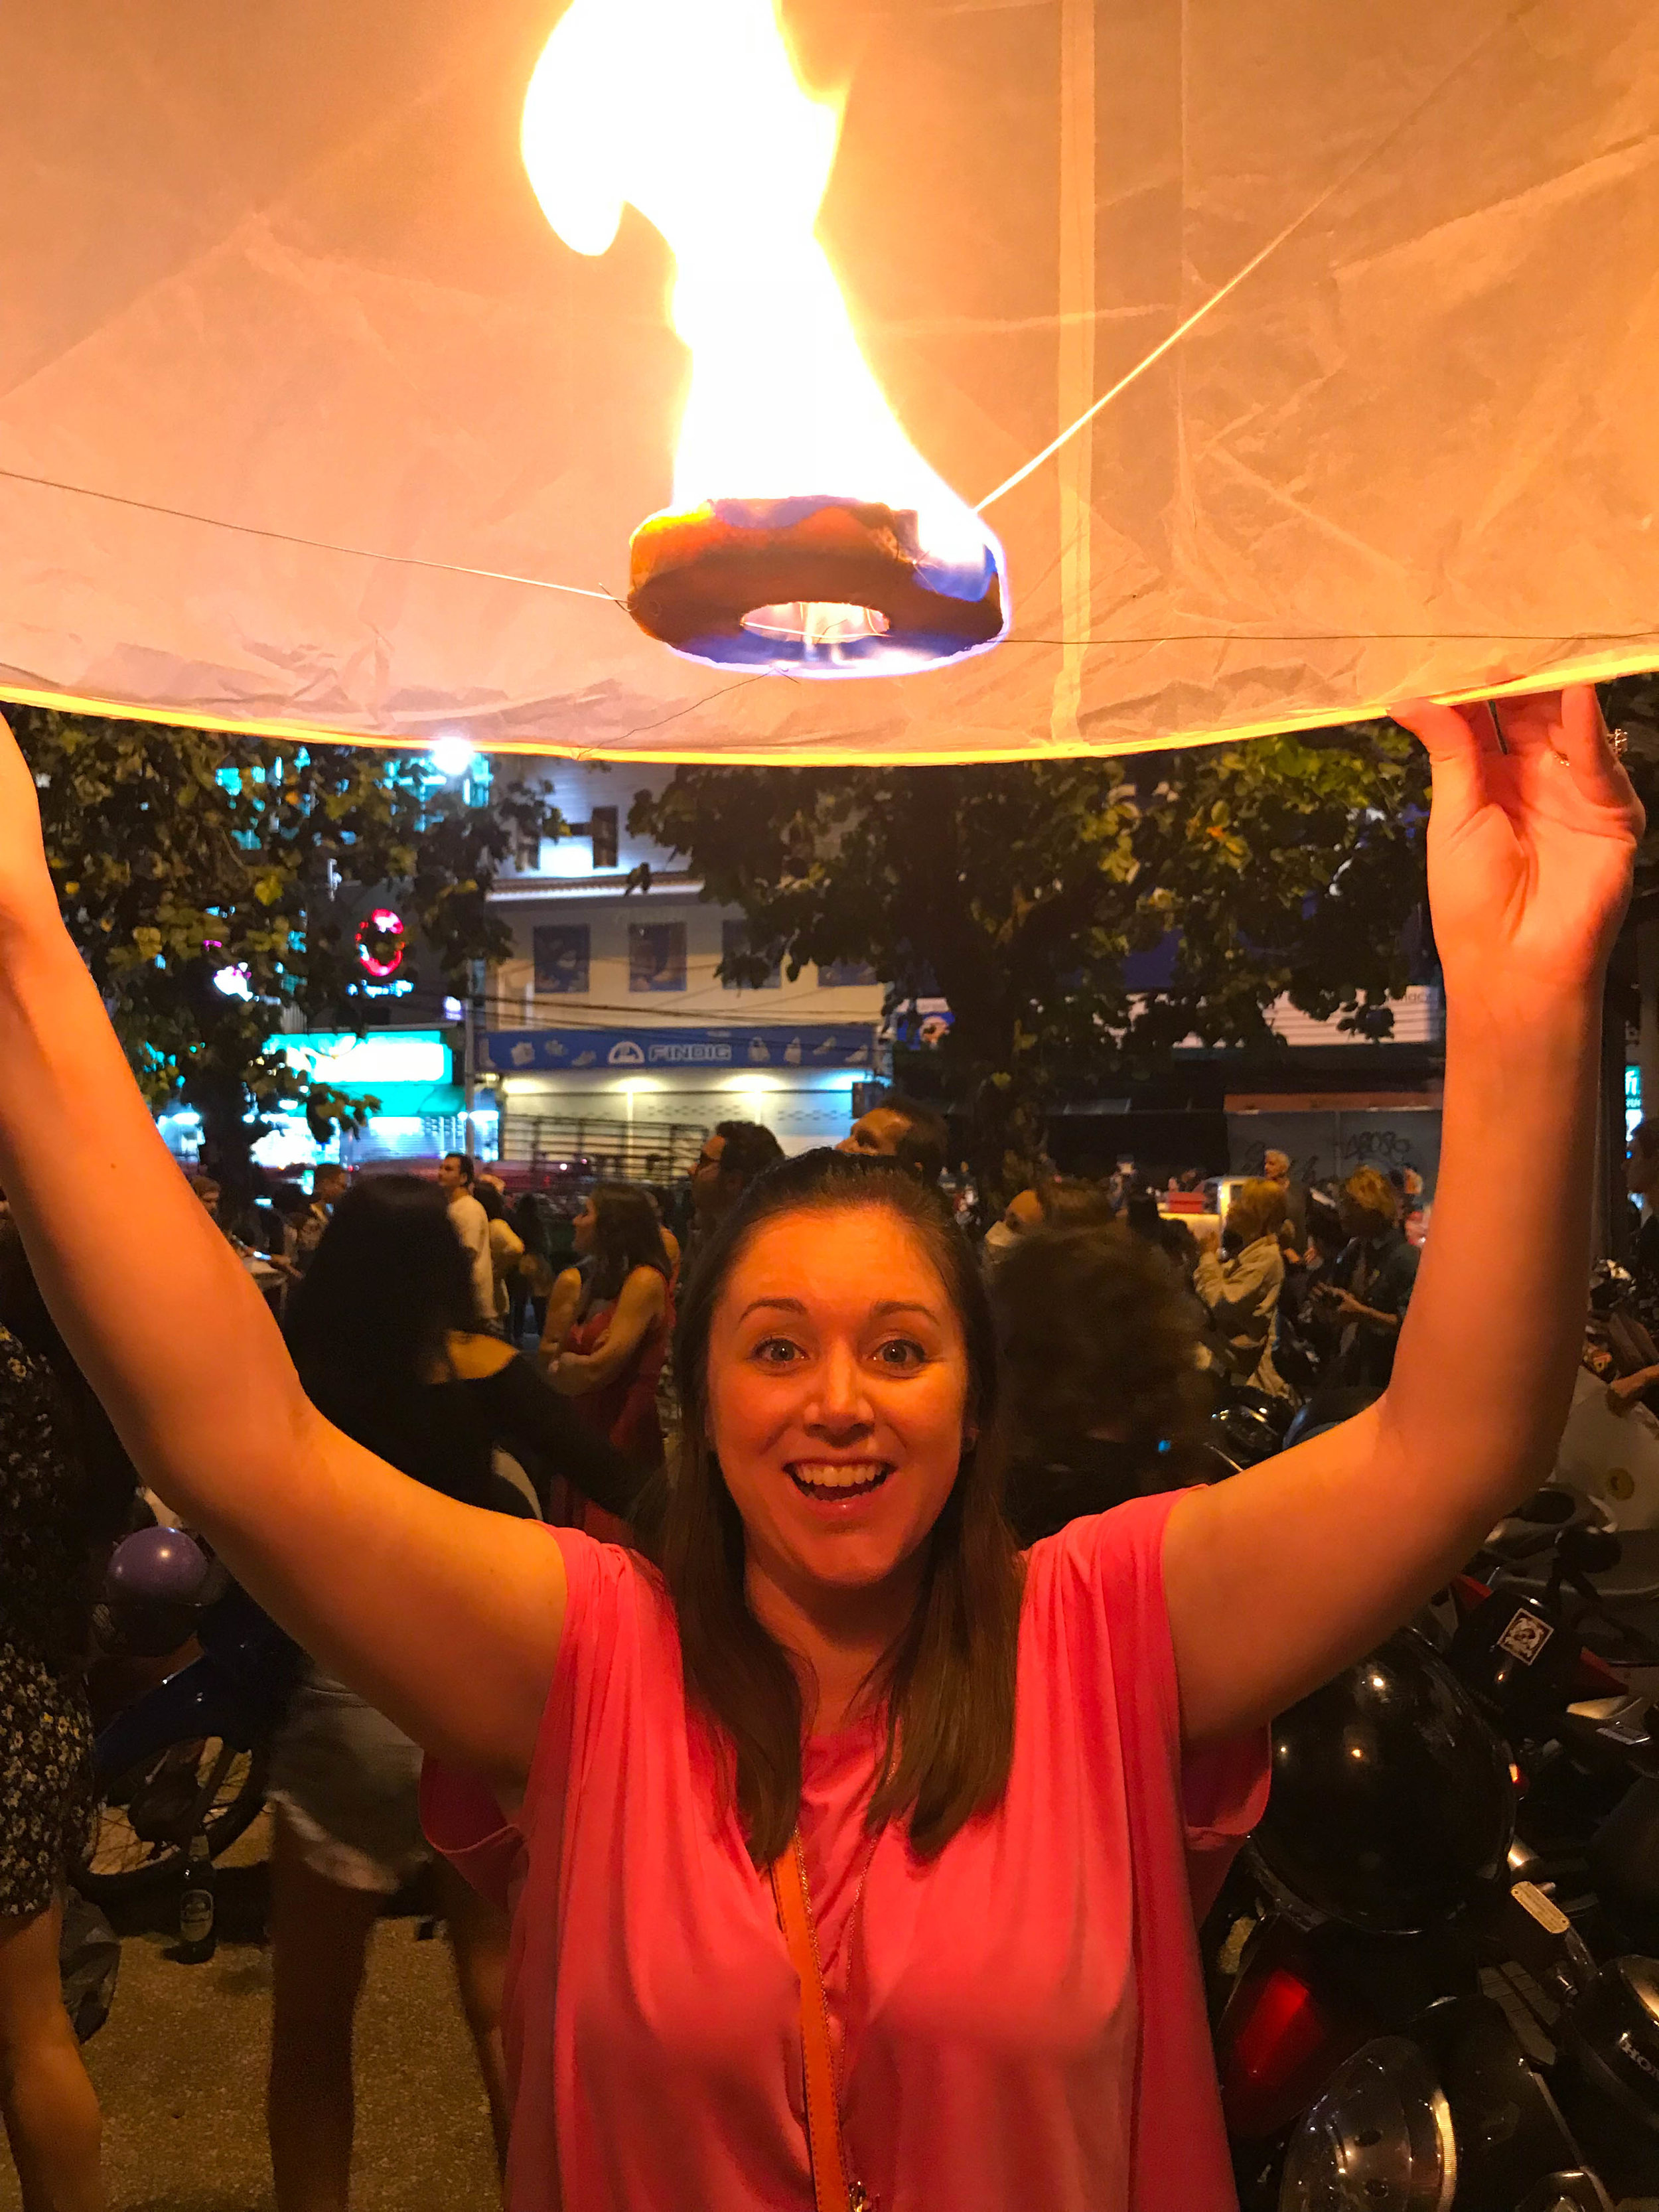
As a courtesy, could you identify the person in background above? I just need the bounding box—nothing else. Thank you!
[295,1163,348,1273]
[648,1193,682,1282]
[979,1184,1048,1270]
[989,1219,1210,1544]
[1123,1186,1203,1290]
[540,1184,674,1519]
[1193,1177,1293,1398]
[665,1125,781,1464]
[1320,1165,1421,1390]
[689,1121,785,1247]
[1262,1148,1310,1262]
[1388,1165,1428,1243]
[271,1178,640,2210]
[839,1092,949,1186]
[0,1224,135,2212]
[474,1179,526,1338]
[981,1179,1118,1269]
[505,1193,551,1347]
[1628,1117,1659,1337]
[268,1183,313,1265]
[190,1169,286,1307]
[437,1151,496,1325]
[310,1162,347,1221]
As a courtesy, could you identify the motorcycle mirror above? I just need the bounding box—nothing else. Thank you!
[1518,1489,1577,1527]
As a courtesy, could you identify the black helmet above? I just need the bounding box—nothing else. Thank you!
[1252,1629,1515,1935]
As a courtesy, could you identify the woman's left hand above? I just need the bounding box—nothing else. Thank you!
[1391,687,1642,1008]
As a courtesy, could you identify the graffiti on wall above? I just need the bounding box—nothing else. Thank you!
[1230,1111,1441,1193]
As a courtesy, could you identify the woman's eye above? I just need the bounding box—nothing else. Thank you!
[752,1336,804,1366]
[874,1337,927,1370]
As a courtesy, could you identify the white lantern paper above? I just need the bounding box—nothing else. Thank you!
[0,0,1654,763]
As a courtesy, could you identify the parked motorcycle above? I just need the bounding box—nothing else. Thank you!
[1210,1546,1659,2205]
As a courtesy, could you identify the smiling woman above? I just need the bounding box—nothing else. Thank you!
[660,1153,1018,1863]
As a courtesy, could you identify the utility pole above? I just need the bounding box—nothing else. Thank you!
[463,959,479,1161]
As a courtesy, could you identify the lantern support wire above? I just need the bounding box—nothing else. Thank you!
[0,464,623,607]
[974,0,1534,516]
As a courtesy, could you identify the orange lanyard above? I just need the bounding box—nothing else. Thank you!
[770,1830,871,2212]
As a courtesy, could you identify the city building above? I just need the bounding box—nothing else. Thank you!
[480,764,886,1171]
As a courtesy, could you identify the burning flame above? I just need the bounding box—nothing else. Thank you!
[521,0,999,594]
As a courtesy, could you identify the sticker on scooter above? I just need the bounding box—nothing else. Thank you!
[1496,1610,1554,1664]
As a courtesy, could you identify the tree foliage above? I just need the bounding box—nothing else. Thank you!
[1128,723,1430,1058]
[15,707,561,1189]
[630,723,1432,1198]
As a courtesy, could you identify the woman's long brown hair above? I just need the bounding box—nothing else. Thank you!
[650,1151,1022,1868]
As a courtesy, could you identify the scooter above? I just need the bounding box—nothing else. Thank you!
[77,1532,299,1905]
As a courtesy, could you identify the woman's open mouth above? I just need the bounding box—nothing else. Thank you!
[786,1461,893,1503]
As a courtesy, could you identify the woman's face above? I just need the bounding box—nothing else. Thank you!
[572,1199,597,1254]
[705,1206,972,1600]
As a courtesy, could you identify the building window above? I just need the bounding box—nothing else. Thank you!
[629,922,687,992]
[533,924,590,994]
[818,956,879,988]
[721,921,781,989]
[590,806,619,870]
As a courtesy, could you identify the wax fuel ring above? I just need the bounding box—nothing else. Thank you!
[626,494,1008,678]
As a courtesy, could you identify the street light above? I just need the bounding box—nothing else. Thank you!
[429,733,476,781]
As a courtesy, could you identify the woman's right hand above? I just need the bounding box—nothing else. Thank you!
[0,711,58,926]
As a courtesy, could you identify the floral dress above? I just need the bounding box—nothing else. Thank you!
[0,1327,98,1919]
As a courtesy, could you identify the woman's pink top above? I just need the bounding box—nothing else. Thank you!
[423,1491,1268,2211]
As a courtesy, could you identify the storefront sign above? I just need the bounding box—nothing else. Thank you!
[482,1024,879,1074]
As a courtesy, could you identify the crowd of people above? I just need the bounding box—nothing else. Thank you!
[981,1147,1423,1414]
[0,690,1638,2212]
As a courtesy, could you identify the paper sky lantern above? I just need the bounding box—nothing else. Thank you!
[0,0,1654,763]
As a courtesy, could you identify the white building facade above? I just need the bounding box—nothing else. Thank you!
[482,764,887,1168]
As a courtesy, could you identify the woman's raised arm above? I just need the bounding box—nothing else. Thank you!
[0,717,562,1796]
[1165,688,1641,1741]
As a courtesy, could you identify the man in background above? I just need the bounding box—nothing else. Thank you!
[188,1171,222,1224]
[309,1161,346,1220]
[658,1120,785,1463]
[437,1149,497,1325]
[840,1093,949,1187]
[1262,1148,1310,1261]
[295,1161,347,1270]
[690,1120,784,1241]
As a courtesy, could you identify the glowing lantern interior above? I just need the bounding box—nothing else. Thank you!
[520,0,1008,675]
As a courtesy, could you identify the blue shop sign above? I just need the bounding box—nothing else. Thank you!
[481,1024,880,1074]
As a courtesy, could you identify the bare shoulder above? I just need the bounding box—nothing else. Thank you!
[446,1329,518,1381]
[623,1266,668,1312]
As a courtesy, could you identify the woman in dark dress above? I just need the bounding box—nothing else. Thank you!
[268,1177,642,2211]
[0,1222,133,2212]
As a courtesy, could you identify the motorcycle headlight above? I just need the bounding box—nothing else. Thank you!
[1280,2037,1456,2212]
